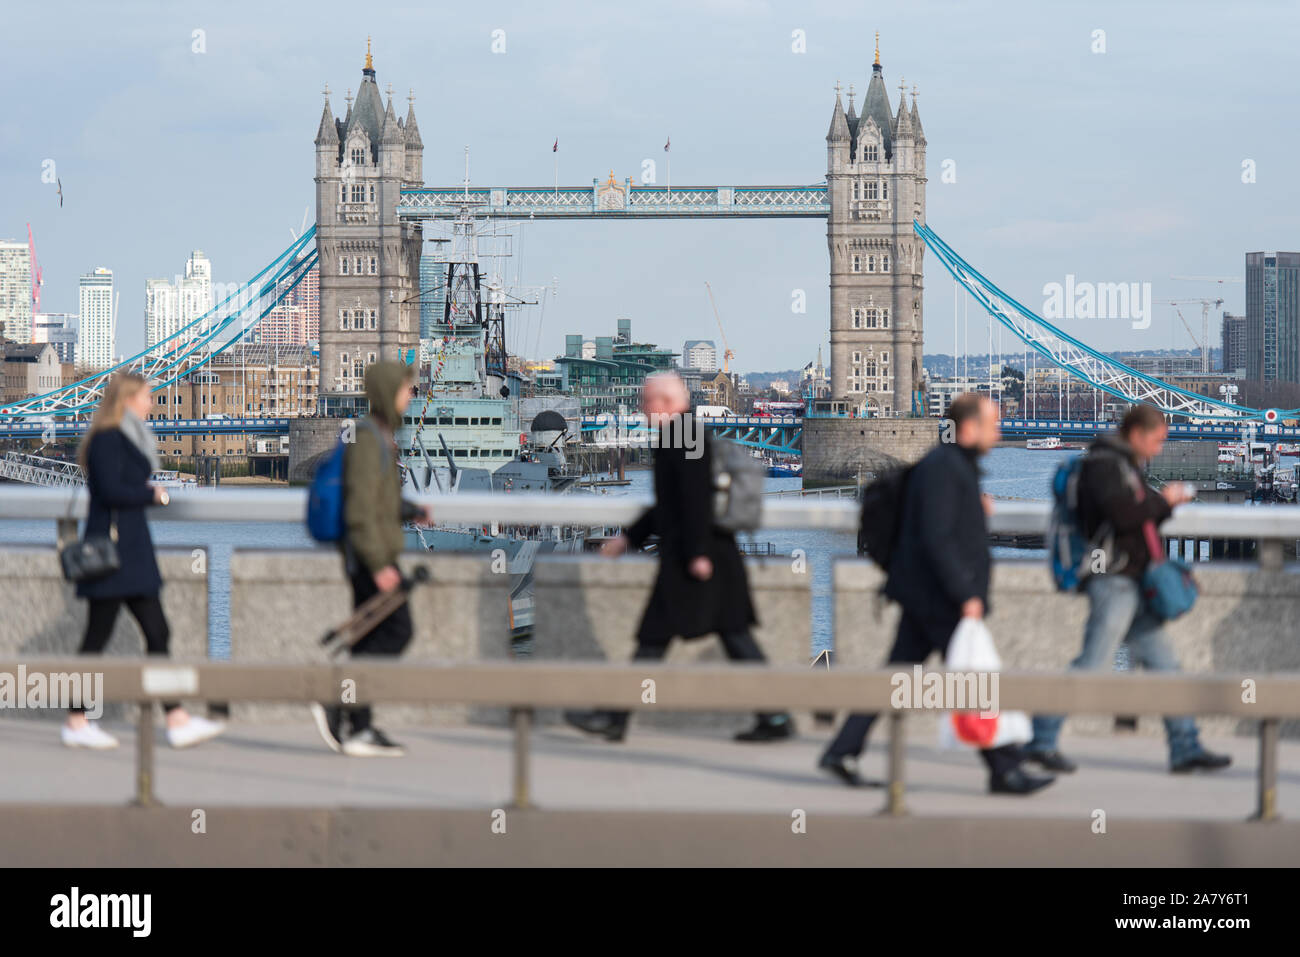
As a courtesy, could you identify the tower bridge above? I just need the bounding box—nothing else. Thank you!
[3,40,1297,433]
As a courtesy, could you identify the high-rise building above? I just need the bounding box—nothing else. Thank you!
[314,43,424,413]
[0,239,33,344]
[145,278,177,347]
[825,41,926,415]
[32,313,79,365]
[146,250,214,347]
[79,268,114,370]
[1246,252,1300,383]
[682,339,718,372]
[1221,311,1248,378]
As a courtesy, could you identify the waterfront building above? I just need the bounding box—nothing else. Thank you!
[1245,252,1300,383]
[0,239,33,344]
[78,268,114,370]
[1,342,61,401]
[554,320,677,414]
[682,339,717,373]
[31,313,78,365]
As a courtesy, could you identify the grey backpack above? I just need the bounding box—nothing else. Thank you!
[711,438,765,532]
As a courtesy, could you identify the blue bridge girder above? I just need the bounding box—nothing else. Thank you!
[398,184,830,220]
[1000,419,1300,443]
[0,418,292,440]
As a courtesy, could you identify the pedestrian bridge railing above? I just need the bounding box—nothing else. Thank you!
[1,485,1299,546]
[3,657,1296,821]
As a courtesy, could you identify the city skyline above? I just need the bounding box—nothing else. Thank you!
[3,1,1298,371]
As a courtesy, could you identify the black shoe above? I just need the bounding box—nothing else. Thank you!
[818,753,883,788]
[563,709,628,742]
[1021,748,1078,774]
[734,714,795,742]
[1171,748,1232,773]
[310,703,344,753]
[989,767,1056,795]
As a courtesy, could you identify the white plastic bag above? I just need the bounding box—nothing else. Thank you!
[937,617,1032,749]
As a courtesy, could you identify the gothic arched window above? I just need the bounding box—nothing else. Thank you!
[350,147,364,166]
[882,255,891,273]
[865,144,878,162]
[867,255,875,273]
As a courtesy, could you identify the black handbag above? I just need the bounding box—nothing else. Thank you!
[58,508,120,584]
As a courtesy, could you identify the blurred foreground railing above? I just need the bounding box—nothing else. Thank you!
[4,658,1297,821]
[1,485,1298,548]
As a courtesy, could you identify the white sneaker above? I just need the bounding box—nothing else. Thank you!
[62,722,119,750]
[341,728,406,758]
[167,715,226,749]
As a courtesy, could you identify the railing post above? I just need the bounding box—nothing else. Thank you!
[884,712,907,816]
[1258,538,1284,571]
[132,701,157,808]
[1254,718,1279,822]
[511,707,533,810]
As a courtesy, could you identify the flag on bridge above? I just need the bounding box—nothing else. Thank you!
[553,139,558,152]
[664,136,670,152]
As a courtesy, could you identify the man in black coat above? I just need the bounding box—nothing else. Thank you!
[565,372,794,743]
[819,394,1054,795]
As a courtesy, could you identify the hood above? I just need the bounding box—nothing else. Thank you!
[1091,431,1136,462]
[365,361,412,429]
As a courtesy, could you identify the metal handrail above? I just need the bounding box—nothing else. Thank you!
[1,485,1299,540]
[4,658,1294,818]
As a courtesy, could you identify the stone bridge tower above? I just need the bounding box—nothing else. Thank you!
[825,37,926,416]
[313,41,424,414]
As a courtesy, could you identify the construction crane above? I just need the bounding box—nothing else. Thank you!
[1170,276,1244,375]
[1167,298,1223,374]
[704,281,735,374]
[26,223,43,313]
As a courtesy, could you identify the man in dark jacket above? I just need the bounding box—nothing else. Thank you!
[1023,403,1231,774]
[564,371,794,743]
[312,361,432,757]
[820,394,1053,795]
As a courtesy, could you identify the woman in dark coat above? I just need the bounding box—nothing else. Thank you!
[564,372,794,743]
[62,372,225,751]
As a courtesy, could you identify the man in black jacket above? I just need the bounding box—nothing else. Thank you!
[1023,403,1231,774]
[820,394,1053,795]
[564,372,794,743]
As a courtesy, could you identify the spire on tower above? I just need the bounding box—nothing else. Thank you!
[826,84,850,143]
[404,88,423,149]
[363,36,375,76]
[873,31,881,70]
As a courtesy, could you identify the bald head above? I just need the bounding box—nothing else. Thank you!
[641,371,690,419]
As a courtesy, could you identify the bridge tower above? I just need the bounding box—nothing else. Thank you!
[313,41,424,414]
[826,37,926,415]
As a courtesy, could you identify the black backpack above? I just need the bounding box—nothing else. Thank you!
[856,466,913,568]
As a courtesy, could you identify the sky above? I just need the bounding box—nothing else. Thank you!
[3,0,1298,371]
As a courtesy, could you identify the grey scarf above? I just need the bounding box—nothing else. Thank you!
[120,409,160,473]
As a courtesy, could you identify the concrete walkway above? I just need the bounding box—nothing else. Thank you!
[1,717,1293,821]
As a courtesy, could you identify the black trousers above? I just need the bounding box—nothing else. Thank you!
[342,570,414,733]
[824,609,1022,777]
[76,595,178,713]
[610,629,786,724]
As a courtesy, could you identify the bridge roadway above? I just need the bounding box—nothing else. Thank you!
[2,715,1295,866]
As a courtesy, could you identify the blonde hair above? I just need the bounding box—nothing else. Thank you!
[79,372,148,470]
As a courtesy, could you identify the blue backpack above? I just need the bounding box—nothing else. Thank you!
[1048,455,1102,591]
[306,421,385,543]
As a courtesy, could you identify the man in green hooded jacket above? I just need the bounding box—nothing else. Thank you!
[312,361,432,757]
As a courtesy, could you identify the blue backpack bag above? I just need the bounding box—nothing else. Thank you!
[306,421,384,543]
[1048,455,1107,591]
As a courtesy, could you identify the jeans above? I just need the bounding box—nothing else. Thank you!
[1028,574,1201,763]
